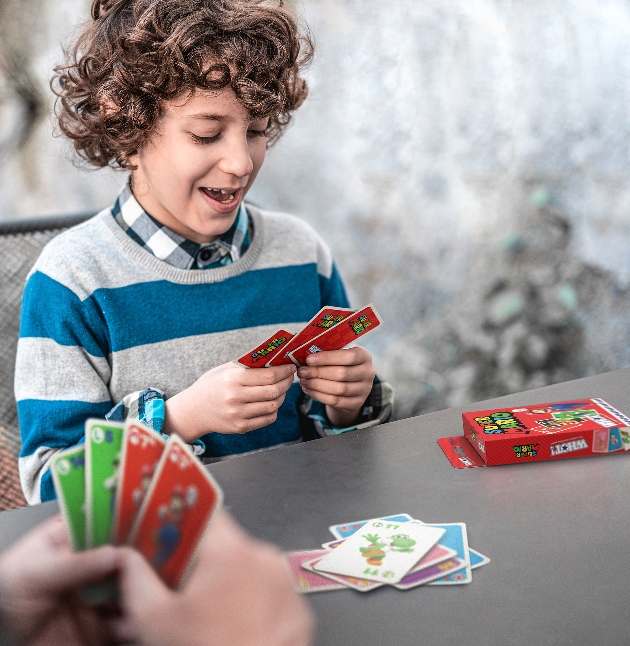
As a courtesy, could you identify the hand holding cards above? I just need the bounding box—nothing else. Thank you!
[51,419,223,589]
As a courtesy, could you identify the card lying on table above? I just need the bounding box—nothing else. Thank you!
[313,518,444,584]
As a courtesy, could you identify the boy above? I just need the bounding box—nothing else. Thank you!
[15,0,393,504]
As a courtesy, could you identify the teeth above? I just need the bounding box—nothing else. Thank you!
[220,190,229,194]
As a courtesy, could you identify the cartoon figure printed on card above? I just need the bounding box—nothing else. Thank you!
[153,484,198,567]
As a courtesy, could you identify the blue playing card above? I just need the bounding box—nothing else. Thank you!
[426,523,472,585]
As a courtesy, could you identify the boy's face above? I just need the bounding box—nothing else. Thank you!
[129,88,269,244]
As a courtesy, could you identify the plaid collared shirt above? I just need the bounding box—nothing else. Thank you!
[106,185,393,451]
[112,183,251,270]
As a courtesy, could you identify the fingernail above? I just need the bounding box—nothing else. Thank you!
[299,368,310,378]
[306,356,316,364]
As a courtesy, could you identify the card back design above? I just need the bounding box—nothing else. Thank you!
[112,420,166,545]
[51,446,87,551]
[236,330,295,368]
[288,305,383,366]
[130,435,223,588]
[85,419,125,548]
[266,307,355,366]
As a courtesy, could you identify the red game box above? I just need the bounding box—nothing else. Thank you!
[445,398,630,467]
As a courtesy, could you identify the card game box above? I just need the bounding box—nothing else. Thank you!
[457,398,630,466]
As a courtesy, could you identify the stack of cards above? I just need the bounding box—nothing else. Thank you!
[51,418,223,589]
[286,514,489,593]
[236,304,382,368]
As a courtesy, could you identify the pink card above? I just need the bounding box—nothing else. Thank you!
[288,305,382,366]
[236,330,295,368]
[285,550,346,593]
[266,307,355,366]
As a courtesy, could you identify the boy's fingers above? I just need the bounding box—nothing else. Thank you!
[304,347,368,366]
[239,364,296,386]
[298,364,367,382]
[299,378,366,398]
[239,394,286,420]
[240,376,294,403]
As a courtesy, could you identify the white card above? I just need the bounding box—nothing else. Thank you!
[313,518,445,584]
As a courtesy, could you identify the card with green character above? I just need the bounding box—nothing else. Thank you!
[51,445,87,551]
[84,419,124,548]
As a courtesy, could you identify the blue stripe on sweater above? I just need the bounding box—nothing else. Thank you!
[19,399,113,458]
[20,273,109,356]
[22,264,349,352]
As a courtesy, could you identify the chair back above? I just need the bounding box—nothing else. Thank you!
[0,213,92,510]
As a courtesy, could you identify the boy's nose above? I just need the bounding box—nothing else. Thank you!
[218,138,254,179]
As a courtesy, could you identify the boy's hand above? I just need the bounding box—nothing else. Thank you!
[297,347,375,428]
[164,362,297,442]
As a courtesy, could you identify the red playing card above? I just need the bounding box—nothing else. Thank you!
[265,306,356,367]
[236,330,295,368]
[112,421,166,545]
[129,435,223,588]
[288,305,382,366]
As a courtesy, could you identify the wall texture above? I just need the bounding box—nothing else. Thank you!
[2,0,630,418]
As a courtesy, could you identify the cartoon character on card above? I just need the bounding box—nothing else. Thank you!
[389,534,416,553]
[104,451,121,512]
[153,485,198,567]
[133,464,156,507]
[359,534,387,565]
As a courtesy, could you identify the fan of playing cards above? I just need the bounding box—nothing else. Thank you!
[236,304,382,368]
[51,419,223,589]
[286,514,490,593]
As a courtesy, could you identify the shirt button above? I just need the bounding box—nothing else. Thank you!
[199,249,213,262]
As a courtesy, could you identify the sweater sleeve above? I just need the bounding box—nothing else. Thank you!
[15,271,113,504]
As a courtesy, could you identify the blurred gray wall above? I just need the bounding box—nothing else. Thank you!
[2,0,630,417]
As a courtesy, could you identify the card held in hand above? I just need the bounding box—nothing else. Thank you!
[236,330,295,368]
[112,420,166,545]
[85,419,125,549]
[129,434,223,589]
[313,518,444,584]
[51,445,87,551]
[288,304,382,366]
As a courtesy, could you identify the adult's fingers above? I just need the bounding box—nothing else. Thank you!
[117,547,171,618]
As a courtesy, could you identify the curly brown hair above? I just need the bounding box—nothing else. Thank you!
[53,0,313,169]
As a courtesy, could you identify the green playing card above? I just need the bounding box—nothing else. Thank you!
[85,419,124,548]
[51,445,87,551]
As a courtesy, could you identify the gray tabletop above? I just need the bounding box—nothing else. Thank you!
[2,368,630,646]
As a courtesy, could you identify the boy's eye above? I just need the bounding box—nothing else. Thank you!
[190,133,220,145]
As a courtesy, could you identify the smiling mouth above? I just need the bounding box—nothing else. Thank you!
[200,187,240,204]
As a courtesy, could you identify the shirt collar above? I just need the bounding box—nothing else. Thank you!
[112,183,251,270]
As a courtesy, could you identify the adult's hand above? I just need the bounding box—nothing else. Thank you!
[0,515,118,646]
[113,509,314,646]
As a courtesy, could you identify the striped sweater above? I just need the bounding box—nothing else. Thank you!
[16,204,353,504]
